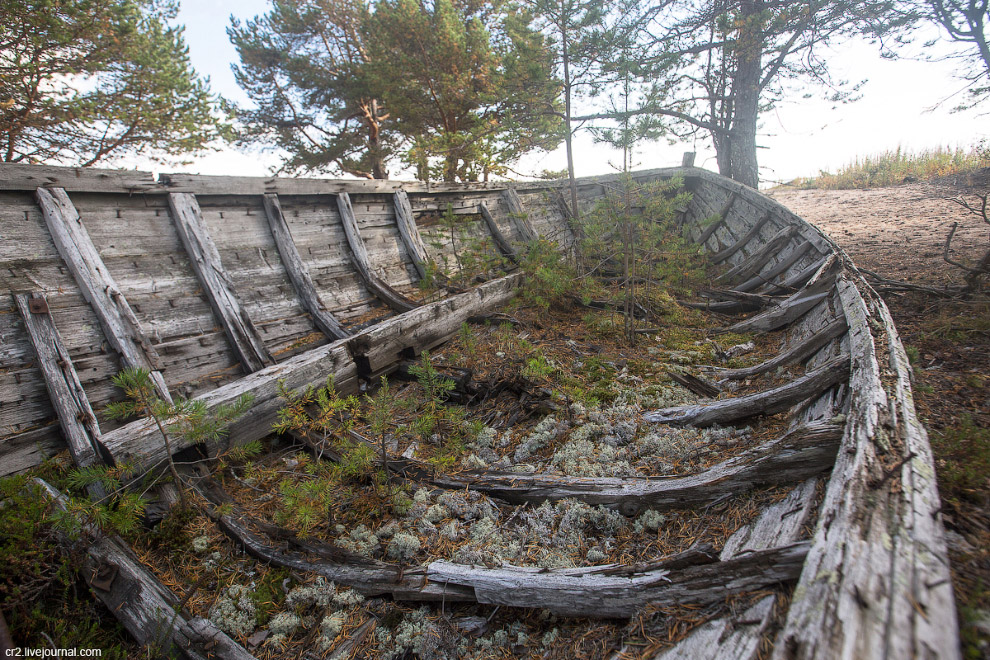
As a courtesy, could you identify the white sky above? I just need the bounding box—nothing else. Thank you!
[155,1,988,187]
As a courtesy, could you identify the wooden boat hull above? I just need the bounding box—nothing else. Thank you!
[0,163,958,658]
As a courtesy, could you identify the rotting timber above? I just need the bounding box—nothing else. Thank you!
[0,162,959,658]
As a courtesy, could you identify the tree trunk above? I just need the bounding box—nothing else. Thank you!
[561,5,580,224]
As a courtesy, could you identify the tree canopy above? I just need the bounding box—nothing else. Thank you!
[0,0,225,166]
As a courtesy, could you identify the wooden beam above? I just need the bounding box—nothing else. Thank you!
[15,293,108,499]
[501,189,539,242]
[733,240,816,293]
[478,202,519,263]
[159,172,509,196]
[696,191,737,246]
[261,193,349,340]
[725,276,835,335]
[0,164,158,193]
[336,192,418,313]
[718,225,799,284]
[392,190,433,280]
[718,318,848,381]
[35,187,171,403]
[710,210,773,264]
[167,193,274,373]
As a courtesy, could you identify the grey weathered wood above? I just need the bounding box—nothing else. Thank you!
[718,225,799,283]
[433,421,841,515]
[696,191,737,246]
[724,278,835,335]
[718,318,848,381]
[261,193,349,340]
[710,211,773,264]
[502,188,539,242]
[721,478,818,561]
[35,187,171,403]
[0,164,158,193]
[336,191,418,312]
[653,596,776,660]
[101,274,521,476]
[36,479,253,660]
[393,190,433,280]
[772,275,959,660]
[15,294,107,499]
[478,202,519,262]
[682,289,781,314]
[734,240,816,293]
[159,172,509,195]
[426,543,809,618]
[644,355,850,426]
[758,255,828,295]
[167,192,274,373]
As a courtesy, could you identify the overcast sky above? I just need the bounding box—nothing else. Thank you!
[164,1,989,186]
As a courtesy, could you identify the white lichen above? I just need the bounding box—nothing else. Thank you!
[387,532,421,561]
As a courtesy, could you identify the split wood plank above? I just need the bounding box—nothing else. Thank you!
[718,318,848,381]
[336,192,418,313]
[696,191,737,246]
[644,355,850,426]
[167,192,274,373]
[478,202,519,262]
[261,193,349,340]
[15,294,107,500]
[772,275,959,660]
[35,187,172,403]
[720,477,819,560]
[393,190,433,280]
[734,240,816,293]
[724,276,836,335]
[710,210,773,264]
[502,188,539,242]
[718,225,799,284]
[36,479,253,660]
[755,255,828,295]
[100,274,521,477]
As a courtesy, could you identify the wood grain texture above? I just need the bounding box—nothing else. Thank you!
[501,188,539,242]
[478,202,519,262]
[35,187,171,402]
[167,193,274,373]
[262,193,349,340]
[393,190,432,280]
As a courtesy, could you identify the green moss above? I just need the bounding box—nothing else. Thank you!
[933,416,990,502]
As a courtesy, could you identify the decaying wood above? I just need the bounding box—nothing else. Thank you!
[502,188,539,242]
[393,190,433,280]
[100,275,521,477]
[35,187,171,402]
[168,192,275,373]
[696,192,737,247]
[652,596,776,660]
[644,355,849,426]
[720,478,818,561]
[772,275,959,660]
[262,193,349,340]
[478,202,520,263]
[1,163,158,193]
[717,318,848,381]
[15,294,108,499]
[666,369,721,398]
[337,191,418,312]
[718,226,798,284]
[433,421,841,515]
[710,211,773,264]
[426,542,808,618]
[734,240,816,293]
[35,479,253,660]
[681,289,780,313]
[758,255,828,295]
[724,277,835,335]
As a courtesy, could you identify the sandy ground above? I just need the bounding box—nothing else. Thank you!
[769,181,989,286]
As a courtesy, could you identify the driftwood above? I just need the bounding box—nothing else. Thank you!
[393,190,433,280]
[168,192,275,373]
[336,191,418,313]
[35,187,172,402]
[100,275,521,477]
[644,355,849,426]
[262,193,349,340]
[710,211,773,264]
[432,421,841,515]
[36,479,253,660]
[717,318,848,381]
[15,294,108,499]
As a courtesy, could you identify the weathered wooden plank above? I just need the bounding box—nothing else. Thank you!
[734,240,816,293]
[502,188,539,242]
[772,275,959,660]
[392,190,432,280]
[36,480,253,660]
[261,193,349,340]
[159,172,509,195]
[101,274,521,476]
[710,211,773,264]
[721,478,818,561]
[719,226,799,284]
[167,193,274,373]
[35,187,171,403]
[718,318,849,382]
[336,192,417,312]
[653,596,776,660]
[644,355,850,427]
[724,276,836,335]
[478,202,519,262]
[14,294,108,499]
[696,191,737,247]
[0,164,158,193]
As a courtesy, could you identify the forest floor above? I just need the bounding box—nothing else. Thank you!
[770,174,990,657]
